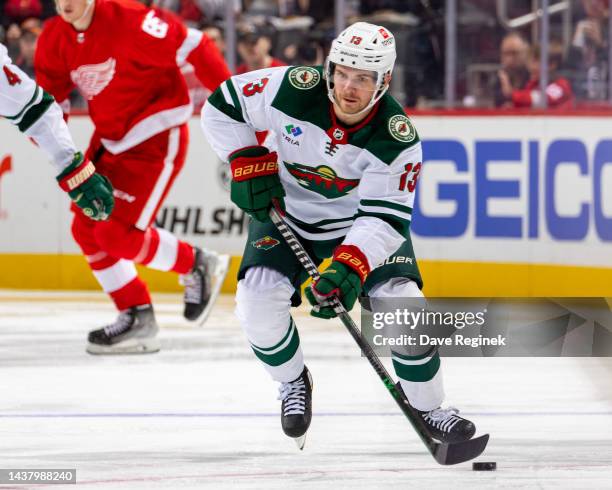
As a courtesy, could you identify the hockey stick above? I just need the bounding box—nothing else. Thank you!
[269,204,489,465]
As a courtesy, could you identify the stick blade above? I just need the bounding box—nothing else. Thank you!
[433,434,490,465]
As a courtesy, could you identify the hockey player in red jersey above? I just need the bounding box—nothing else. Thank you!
[35,0,232,354]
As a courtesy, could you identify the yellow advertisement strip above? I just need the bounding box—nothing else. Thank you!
[0,254,611,297]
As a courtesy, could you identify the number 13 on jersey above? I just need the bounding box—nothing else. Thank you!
[398,162,421,192]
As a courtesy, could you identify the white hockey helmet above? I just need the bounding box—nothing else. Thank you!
[325,22,397,113]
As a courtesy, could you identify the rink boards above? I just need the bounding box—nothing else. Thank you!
[0,114,610,295]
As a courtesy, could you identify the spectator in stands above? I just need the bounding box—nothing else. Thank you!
[3,23,22,59]
[494,31,530,107]
[236,25,285,74]
[149,0,226,26]
[2,0,43,26]
[14,25,40,77]
[359,0,422,15]
[502,40,574,110]
[567,0,609,100]
[283,34,325,66]
[202,24,225,54]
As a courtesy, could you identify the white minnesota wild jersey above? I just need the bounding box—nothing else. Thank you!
[201,65,422,268]
[1,42,75,173]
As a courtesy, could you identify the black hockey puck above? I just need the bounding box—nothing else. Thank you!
[472,462,496,471]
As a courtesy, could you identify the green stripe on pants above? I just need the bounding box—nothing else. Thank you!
[391,351,441,382]
[250,318,301,367]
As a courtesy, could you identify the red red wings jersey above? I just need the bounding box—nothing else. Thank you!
[511,77,574,110]
[35,0,230,154]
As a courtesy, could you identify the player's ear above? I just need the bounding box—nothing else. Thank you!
[383,72,392,86]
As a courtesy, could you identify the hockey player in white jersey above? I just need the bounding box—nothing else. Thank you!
[1,42,114,220]
[201,22,477,447]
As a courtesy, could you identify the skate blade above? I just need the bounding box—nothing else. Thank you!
[293,434,307,450]
[86,338,161,355]
[196,254,230,326]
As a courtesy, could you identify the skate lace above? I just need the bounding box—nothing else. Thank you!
[180,271,202,304]
[422,407,462,433]
[103,311,133,337]
[278,378,306,416]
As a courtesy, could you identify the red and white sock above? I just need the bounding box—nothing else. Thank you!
[135,227,194,274]
[87,253,151,310]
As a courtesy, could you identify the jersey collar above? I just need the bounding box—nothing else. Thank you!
[326,101,380,145]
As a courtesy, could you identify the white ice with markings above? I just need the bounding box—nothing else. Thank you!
[0,292,611,489]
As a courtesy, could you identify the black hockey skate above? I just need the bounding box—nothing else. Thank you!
[415,406,476,444]
[87,304,160,355]
[278,366,313,450]
[180,247,229,325]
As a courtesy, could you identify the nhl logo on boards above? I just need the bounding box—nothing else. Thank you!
[288,67,321,90]
[252,236,280,250]
[388,115,416,143]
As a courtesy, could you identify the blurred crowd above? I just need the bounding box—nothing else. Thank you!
[1,0,609,110]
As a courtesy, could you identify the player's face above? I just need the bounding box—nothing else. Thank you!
[56,0,89,23]
[332,65,378,115]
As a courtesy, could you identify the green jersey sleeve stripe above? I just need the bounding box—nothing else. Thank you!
[207,88,245,123]
[285,211,354,229]
[225,79,243,115]
[17,90,54,132]
[355,210,411,236]
[360,199,413,214]
[5,85,41,122]
[359,203,412,222]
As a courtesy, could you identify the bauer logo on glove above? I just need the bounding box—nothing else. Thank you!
[228,145,285,222]
[232,159,278,181]
[305,245,370,319]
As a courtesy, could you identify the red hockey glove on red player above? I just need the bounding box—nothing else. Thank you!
[305,245,370,319]
[229,146,285,222]
[56,152,114,221]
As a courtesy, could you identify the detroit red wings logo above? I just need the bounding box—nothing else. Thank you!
[70,58,116,100]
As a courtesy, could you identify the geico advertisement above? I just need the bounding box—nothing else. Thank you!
[0,116,611,267]
[412,116,612,268]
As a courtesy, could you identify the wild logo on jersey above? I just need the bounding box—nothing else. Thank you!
[283,162,359,199]
[252,236,280,250]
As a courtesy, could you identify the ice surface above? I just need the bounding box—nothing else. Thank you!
[1,292,611,489]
